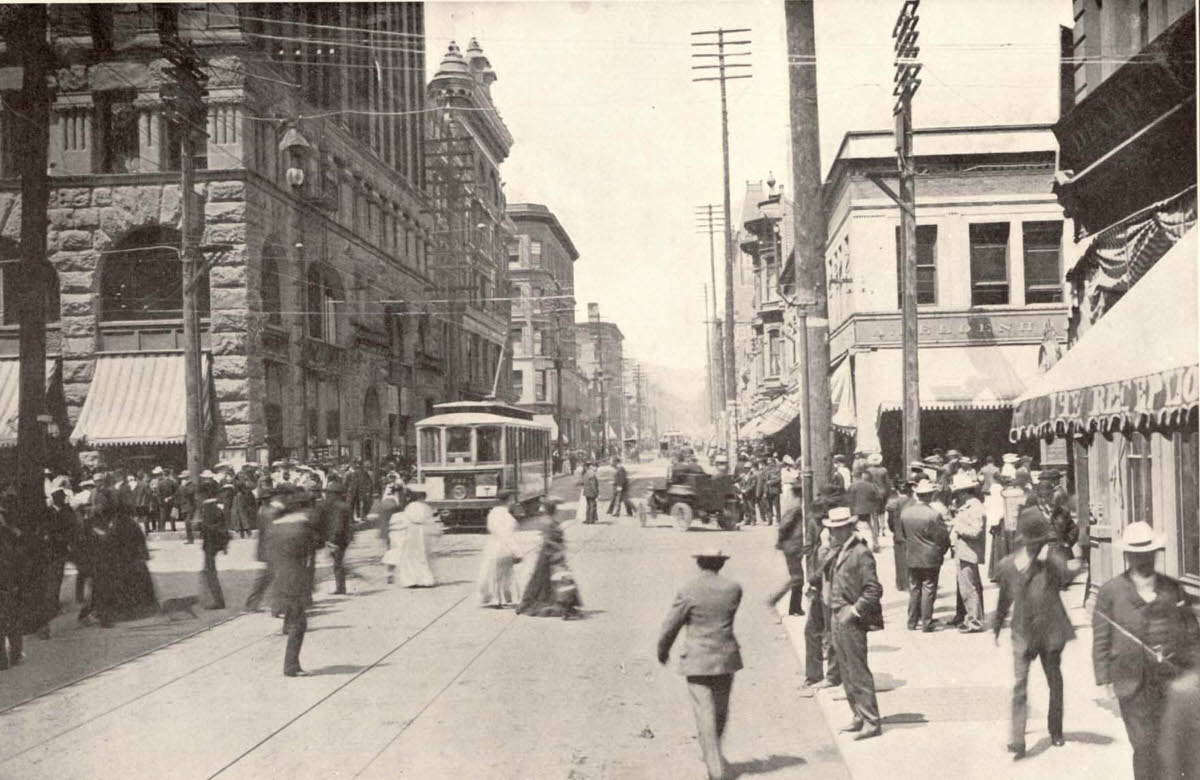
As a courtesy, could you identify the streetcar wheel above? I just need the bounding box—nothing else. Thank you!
[671,502,694,532]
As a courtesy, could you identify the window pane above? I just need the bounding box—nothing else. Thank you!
[896,225,937,306]
[419,428,440,465]
[970,223,1010,305]
[1023,221,1063,304]
[446,426,472,463]
[477,426,502,463]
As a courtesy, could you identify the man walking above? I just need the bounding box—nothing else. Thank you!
[1093,521,1200,779]
[607,458,634,517]
[949,472,987,632]
[825,506,884,740]
[765,481,806,616]
[899,479,949,632]
[657,547,743,780]
[245,484,286,612]
[197,474,229,610]
[847,469,881,553]
[270,490,322,677]
[319,479,354,595]
[993,507,1074,759]
[582,462,600,524]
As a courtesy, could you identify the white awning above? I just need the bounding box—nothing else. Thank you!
[533,414,559,439]
[830,358,856,433]
[71,354,213,446]
[1011,227,1198,440]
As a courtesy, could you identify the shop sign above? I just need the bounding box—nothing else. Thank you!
[848,310,1068,350]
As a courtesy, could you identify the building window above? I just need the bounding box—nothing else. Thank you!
[531,241,542,269]
[507,242,520,268]
[164,114,208,172]
[533,329,543,356]
[306,266,341,343]
[969,223,1010,306]
[100,227,207,320]
[264,360,284,458]
[1137,0,1149,49]
[0,242,60,326]
[1023,221,1063,303]
[511,327,524,358]
[895,224,938,307]
[511,369,523,399]
[261,245,283,325]
[535,369,546,401]
[767,330,781,377]
[1175,424,1199,578]
[764,260,778,303]
[95,89,140,173]
[1126,432,1154,527]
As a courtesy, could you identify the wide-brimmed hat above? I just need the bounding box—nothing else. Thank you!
[151,466,164,475]
[945,449,961,460]
[832,454,846,464]
[1041,468,1063,483]
[823,506,854,528]
[198,469,216,480]
[912,479,937,495]
[866,453,883,466]
[950,472,978,493]
[1117,521,1166,553]
[78,478,95,488]
[923,454,945,466]
[1002,453,1019,463]
[692,546,730,560]
[1016,507,1056,544]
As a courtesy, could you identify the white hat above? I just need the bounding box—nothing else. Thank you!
[1117,521,1166,553]
[152,466,164,475]
[198,470,217,480]
[823,506,854,527]
[950,471,978,492]
[782,454,795,466]
[1002,453,1019,463]
[692,546,730,560]
[913,479,937,495]
[867,453,883,466]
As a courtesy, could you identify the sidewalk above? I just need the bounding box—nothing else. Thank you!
[777,534,1133,780]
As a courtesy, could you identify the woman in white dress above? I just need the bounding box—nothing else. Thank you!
[478,494,523,607]
[382,494,437,587]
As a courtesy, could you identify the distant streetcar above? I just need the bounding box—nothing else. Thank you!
[415,401,551,529]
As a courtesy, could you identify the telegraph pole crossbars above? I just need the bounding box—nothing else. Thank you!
[695,203,726,424]
[692,28,751,457]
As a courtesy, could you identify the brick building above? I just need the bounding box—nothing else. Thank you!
[573,304,624,457]
[0,3,440,469]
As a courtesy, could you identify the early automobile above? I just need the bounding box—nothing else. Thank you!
[643,470,740,532]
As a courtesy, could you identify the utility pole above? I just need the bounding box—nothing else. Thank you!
[695,202,726,423]
[9,5,52,527]
[692,28,750,458]
[785,0,832,523]
[159,10,210,478]
[634,362,643,444]
[702,284,713,422]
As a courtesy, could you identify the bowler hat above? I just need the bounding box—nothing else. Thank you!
[1016,507,1056,544]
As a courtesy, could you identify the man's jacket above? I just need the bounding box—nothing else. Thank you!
[657,570,744,676]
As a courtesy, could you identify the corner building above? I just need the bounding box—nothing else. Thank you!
[0,3,438,469]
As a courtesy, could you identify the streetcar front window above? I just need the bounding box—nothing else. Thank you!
[477,426,502,463]
[446,426,473,463]
[419,428,441,466]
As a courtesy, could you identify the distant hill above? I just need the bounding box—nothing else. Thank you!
[639,362,710,438]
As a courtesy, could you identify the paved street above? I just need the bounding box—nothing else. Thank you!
[0,462,848,780]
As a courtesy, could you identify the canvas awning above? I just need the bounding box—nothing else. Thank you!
[1010,228,1198,441]
[71,353,213,446]
[830,358,856,433]
[0,359,61,448]
[853,343,1044,453]
[533,414,559,439]
[738,389,801,440]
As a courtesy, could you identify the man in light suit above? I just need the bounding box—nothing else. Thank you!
[658,546,744,780]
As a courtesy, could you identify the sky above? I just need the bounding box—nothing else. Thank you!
[423,0,1074,385]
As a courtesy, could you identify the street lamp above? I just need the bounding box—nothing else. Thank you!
[278,126,311,189]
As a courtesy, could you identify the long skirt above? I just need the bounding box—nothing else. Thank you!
[478,549,521,606]
[391,523,435,588]
[988,525,1013,582]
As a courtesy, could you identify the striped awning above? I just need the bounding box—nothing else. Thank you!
[0,359,61,447]
[71,353,212,447]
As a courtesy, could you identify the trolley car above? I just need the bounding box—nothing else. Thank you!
[415,401,551,529]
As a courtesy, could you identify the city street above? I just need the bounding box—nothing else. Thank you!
[0,462,848,780]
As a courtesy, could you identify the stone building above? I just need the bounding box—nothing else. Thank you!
[506,202,583,450]
[424,39,515,404]
[0,3,439,469]
[573,304,624,457]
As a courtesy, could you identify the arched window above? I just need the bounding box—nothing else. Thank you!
[100,226,207,321]
[261,240,285,324]
[306,264,341,342]
[0,240,60,325]
[362,386,382,429]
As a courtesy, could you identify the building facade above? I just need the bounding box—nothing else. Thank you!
[424,38,514,405]
[1011,4,1198,595]
[0,3,440,470]
[573,304,623,457]
[822,125,1070,470]
[506,202,582,450]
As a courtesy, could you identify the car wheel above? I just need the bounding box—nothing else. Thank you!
[671,502,694,532]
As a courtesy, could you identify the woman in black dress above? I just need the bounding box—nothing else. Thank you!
[516,499,581,619]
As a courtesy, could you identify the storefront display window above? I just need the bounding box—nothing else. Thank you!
[1175,424,1199,578]
[1125,432,1153,526]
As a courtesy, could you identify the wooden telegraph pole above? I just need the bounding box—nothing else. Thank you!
[158,10,210,477]
[9,5,52,526]
[692,28,750,457]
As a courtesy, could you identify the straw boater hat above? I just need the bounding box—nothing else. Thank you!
[950,472,978,493]
[1117,521,1166,553]
[1002,453,1019,463]
[867,453,883,466]
[823,506,854,528]
[912,479,937,495]
[781,454,795,466]
[692,546,730,560]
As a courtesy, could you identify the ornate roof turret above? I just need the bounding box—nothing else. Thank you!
[434,40,470,79]
[465,37,497,95]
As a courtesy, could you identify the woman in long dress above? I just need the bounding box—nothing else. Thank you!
[383,498,436,587]
[517,499,581,619]
[478,495,523,607]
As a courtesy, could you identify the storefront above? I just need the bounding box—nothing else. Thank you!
[0,357,73,475]
[1010,229,1199,596]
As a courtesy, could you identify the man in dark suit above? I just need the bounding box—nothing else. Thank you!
[1093,521,1200,780]
[658,547,743,780]
[824,505,884,740]
[270,490,323,677]
[318,479,353,595]
[993,507,1075,759]
[802,486,846,689]
[898,480,949,631]
[582,463,600,524]
[765,481,806,616]
[846,469,881,552]
[607,458,634,517]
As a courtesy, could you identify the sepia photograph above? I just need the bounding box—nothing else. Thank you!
[0,1,1196,778]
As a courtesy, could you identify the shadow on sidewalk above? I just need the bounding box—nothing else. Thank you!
[1025,730,1114,759]
[305,663,380,676]
[727,754,808,777]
